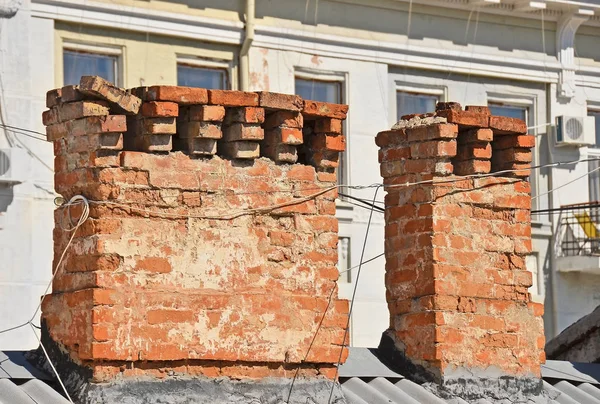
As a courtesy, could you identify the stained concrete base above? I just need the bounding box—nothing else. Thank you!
[378,330,549,403]
[77,378,347,404]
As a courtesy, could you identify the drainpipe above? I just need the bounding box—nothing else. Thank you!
[240,0,255,91]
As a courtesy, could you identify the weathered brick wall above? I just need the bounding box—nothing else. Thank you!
[42,77,349,382]
[376,104,545,387]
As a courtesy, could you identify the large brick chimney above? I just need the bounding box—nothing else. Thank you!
[376,104,545,401]
[41,77,349,403]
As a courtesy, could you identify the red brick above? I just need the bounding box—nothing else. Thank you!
[379,147,411,162]
[147,310,195,324]
[178,122,222,139]
[68,115,127,137]
[315,118,343,134]
[132,134,172,152]
[257,92,303,111]
[376,129,407,147]
[311,133,345,152]
[493,135,535,150]
[492,148,532,164]
[459,128,493,143]
[147,86,208,104]
[453,159,491,175]
[141,117,176,135]
[406,123,458,142]
[219,141,260,159]
[265,127,303,145]
[80,76,141,114]
[264,111,304,129]
[489,115,528,134]
[302,100,348,119]
[465,106,491,115]
[141,101,179,117]
[46,88,62,108]
[436,109,488,128]
[133,257,172,273]
[455,143,492,160]
[410,140,457,158]
[261,142,298,163]
[436,102,462,112]
[61,85,85,103]
[187,105,226,122]
[224,107,265,124]
[311,151,339,169]
[208,90,259,107]
[222,123,264,141]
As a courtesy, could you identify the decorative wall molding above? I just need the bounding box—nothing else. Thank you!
[0,0,22,17]
[557,13,589,98]
[31,0,243,44]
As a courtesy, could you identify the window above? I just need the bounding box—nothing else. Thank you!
[294,75,346,186]
[295,79,342,104]
[338,236,351,283]
[588,110,600,147]
[63,49,118,86]
[488,99,538,208]
[177,65,228,89]
[396,92,439,120]
[489,103,528,122]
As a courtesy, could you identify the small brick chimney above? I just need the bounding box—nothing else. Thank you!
[42,77,349,403]
[376,104,545,401]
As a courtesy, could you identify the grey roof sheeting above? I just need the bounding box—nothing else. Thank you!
[339,348,600,404]
[0,351,70,404]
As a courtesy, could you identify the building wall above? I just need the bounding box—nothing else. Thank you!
[1,0,600,350]
[0,1,55,350]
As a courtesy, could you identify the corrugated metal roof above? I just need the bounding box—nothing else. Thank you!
[340,348,600,404]
[0,351,70,404]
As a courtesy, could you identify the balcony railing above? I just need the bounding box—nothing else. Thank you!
[556,202,600,258]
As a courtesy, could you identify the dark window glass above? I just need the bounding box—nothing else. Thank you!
[295,78,341,103]
[177,65,227,89]
[489,103,528,122]
[63,50,117,86]
[397,92,438,119]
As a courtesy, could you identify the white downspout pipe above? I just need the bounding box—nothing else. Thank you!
[240,0,255,91]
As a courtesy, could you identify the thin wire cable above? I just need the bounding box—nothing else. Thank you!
[532,164,600,202]
[0,123,46,137]
[70,186,336,220]
[328,185,381,404]
[0,196,89,335]
[338,192,385,212]
[338,252,385,277]
[31,196,89,324]
[285,280,338,403]
[30,323,74,403]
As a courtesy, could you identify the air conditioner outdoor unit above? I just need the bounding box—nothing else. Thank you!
[0,148,29,184]
[555,115,596,147]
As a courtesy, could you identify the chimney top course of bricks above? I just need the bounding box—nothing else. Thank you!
[376,102,544,402]
[41,77,349,404]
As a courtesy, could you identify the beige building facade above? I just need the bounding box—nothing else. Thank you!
[2,0,600,349]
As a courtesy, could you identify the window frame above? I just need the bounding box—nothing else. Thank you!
[176,56,233,90]
[391,82,446,125]
[487,94,538,208]
[587,105,600,150]
[396,86,444,120]
[62,41,123,87]
[294,69,349,196]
